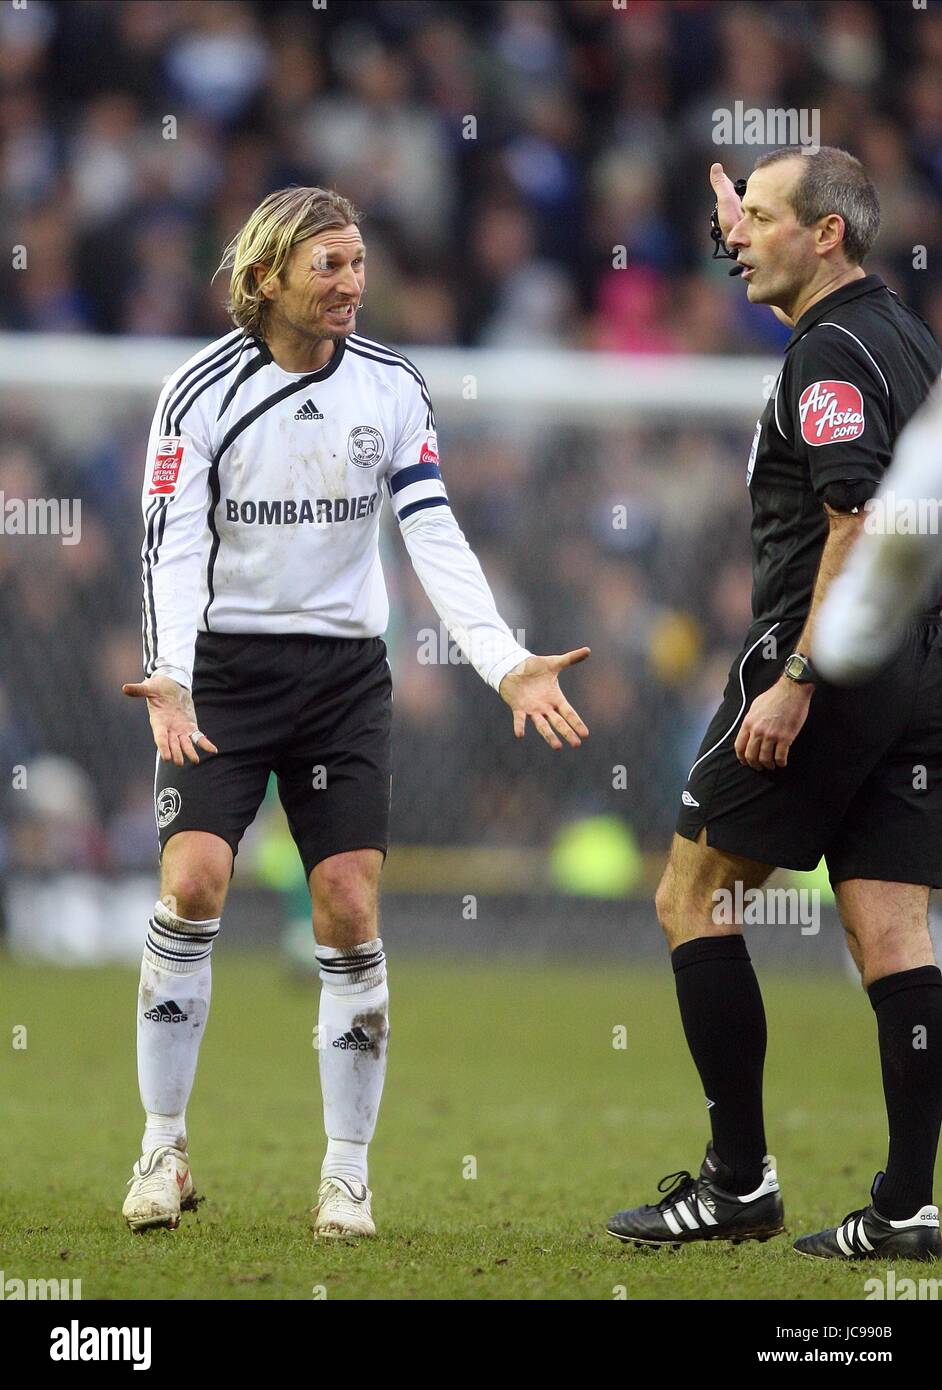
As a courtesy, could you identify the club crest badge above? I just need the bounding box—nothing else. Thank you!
[348,426,384,468]
[156,787,182,828]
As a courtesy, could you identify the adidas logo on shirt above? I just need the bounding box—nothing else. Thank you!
[294,398,324,420]
[332,1026,374,1052]
[143,1000,189,1023]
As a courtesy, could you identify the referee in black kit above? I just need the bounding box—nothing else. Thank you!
[607,148,942,1260]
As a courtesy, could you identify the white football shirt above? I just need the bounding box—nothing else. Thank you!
[140,328,530,690]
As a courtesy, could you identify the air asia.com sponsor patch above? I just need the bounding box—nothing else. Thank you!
[798,380,865,446]
[149,437,185,494]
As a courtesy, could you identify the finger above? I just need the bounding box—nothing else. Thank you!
[155,727,173,763]
[533,713,563,751]
[512,709,526,740]
[179,729,204,765]
[742,729,764,770]
[552,647,591,671]
[734,724,750,763]
[757,735,778,771]
[547,708,581,749]
[122,682,150,698]
[168,731,186,768]
[774,738,789,768]
[557,699,588,739]
[709,161,726,189]
[196,734,219,756]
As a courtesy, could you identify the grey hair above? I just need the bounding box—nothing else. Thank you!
[753,146,880,265]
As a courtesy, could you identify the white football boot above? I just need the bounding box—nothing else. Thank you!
[122,1145,197,1232]
[313,1177,375,1238]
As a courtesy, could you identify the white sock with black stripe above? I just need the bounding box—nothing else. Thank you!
[315,938,389,1187]
[137,900,219,1155]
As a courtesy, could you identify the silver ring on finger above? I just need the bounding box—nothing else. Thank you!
[189,730,205,746]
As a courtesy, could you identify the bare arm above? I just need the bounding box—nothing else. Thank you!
[734,507,866,770]
[794,506,868,657]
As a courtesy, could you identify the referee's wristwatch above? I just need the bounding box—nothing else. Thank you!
[783,651,818,685]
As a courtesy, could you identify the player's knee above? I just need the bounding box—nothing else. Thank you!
[313,859,376,939]
[843,928,866,984]
[654,869,678,938]
[160,866,228,922]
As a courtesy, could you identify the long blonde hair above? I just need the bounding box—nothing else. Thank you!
[216,186,361,336]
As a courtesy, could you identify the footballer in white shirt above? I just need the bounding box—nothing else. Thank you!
[121,186,589,1238]
[814,386,942,683]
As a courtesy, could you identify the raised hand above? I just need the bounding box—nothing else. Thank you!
[499,648,591,750]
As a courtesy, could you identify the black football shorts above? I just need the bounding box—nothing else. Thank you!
[676,613,942,886]
[154,632,392,880]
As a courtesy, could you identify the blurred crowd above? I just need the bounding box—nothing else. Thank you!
[1,0,941,878]
[1,0,940,347]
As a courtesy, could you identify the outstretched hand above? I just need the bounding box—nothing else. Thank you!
[499,648,590,750]
[122,673,218,766]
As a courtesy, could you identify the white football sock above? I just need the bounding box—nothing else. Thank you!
[315,939,389,1186]
[137,900,219,1156]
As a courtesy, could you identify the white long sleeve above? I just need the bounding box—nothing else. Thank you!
[399,508,531,690]
[140,355,218,692]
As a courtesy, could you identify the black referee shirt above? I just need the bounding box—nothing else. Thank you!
[747,273,942,624]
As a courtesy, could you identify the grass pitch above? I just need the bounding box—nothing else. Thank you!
[1,951,935,1301]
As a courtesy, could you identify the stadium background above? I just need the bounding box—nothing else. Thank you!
[2,0,941,968]
[4,0,942,1307]
[0,0,940,959]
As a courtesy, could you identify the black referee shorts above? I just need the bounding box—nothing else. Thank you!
[154,632,392,881]
[676,614,942,887]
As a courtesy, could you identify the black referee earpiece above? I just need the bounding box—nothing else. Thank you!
[710,178,749,274]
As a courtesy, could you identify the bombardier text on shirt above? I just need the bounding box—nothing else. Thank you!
[224,494,380,525]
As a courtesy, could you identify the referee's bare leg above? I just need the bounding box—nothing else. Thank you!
[654,828,775,1193]
[309,849,388,1233]
[834,877,942,1221]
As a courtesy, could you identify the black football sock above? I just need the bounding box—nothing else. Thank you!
[868,965,942,1220]
[671,934,768,1195]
